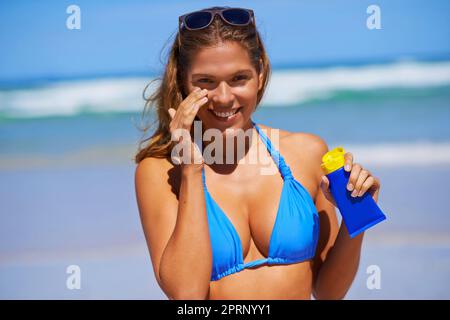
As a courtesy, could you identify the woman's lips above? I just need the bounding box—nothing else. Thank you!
[208,107,243,122]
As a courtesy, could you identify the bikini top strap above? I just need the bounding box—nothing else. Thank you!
[253,122,293,180]
[201,166,207,187]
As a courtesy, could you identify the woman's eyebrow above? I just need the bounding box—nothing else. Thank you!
[192,69,252,78]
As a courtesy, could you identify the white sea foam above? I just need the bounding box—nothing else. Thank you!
[340,141,450,166]
[0,78,156,118]
[0,60,449,118]
[263,60,450,106]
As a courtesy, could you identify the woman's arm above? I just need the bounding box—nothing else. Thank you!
[309,136,367,300]
[312,193,365,300]
[135,159,212,300]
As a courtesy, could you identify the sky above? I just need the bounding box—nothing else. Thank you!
[0,0,449,81]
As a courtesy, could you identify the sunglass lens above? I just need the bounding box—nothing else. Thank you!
[222,9,250,25]
[185,11,212,29]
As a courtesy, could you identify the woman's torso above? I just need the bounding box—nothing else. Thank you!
[166,124,321,299]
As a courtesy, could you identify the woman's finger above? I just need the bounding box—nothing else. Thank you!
[181,96,208,129]
[182,88,208,110]
[320,175,336,206]
[176,90,208,129]
[344,152,353,172]
[347,163,361,192]
[180,86,201,108]
[320,175,329,191]
[358,176,376,197]
[352,169,370,197]
[192,96,208,113]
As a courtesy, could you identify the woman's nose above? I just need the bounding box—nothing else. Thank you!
[210,81,235,107]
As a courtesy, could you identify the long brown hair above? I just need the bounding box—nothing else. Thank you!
[134,7,272,164]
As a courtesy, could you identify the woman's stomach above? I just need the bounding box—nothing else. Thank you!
[208,260,314,300]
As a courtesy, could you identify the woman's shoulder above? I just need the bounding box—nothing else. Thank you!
[256,123,329,184]
[135,156,181,192]
[256,123,329,157]
[136,156,175,175]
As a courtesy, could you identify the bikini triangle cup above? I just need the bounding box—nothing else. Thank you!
[200,121,320,281]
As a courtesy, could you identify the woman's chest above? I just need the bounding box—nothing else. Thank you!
[205,158,319,260]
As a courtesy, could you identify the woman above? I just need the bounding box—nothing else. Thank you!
[134,6,381,300]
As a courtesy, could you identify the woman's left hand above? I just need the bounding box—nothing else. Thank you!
[320,151,381,206]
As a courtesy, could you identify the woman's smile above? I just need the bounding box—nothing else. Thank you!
[208,106,243,123]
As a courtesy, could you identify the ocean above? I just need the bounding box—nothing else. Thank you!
[1,59,450,299]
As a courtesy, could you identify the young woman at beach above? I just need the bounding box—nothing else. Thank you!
[134,6,381,300]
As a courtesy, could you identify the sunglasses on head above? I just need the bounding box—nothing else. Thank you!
[179,7,255,32]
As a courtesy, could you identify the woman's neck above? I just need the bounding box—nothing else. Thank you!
[201,119,256,172]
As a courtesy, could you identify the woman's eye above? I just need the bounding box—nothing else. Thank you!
[196,75,248,85]
[233,75,248,81]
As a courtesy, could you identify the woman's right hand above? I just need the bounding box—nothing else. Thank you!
[168,87,208,168]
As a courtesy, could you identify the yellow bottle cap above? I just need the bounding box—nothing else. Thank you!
[321,146,346,175]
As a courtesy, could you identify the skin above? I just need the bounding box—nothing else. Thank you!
[135,40,381,300]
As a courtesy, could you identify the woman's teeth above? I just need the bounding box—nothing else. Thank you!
[212,108,239,118]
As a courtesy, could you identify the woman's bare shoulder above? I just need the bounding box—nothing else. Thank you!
[136,156,175,173]
[256,123,329,180]
[256,123,329,156]
[135,156,181,197]
[286,131,329,156]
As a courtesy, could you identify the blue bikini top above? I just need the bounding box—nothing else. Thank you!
[201,122,320,281]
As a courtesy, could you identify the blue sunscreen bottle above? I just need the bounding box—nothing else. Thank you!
[321,147,386,238]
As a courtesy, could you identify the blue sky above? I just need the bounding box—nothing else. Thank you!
[0,0,449,81]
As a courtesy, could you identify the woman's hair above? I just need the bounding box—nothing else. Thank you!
[134,6,271,164]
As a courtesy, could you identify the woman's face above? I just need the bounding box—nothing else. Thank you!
[185,41,263,133]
